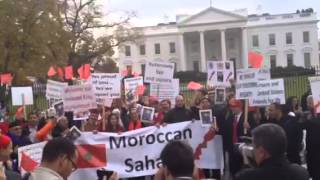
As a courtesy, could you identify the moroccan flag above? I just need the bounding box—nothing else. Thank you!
[57,67,64,81]
[0,73,13,85]
[20,152,38,172]
[77,64,91,80]
[15,106,24,119]
[47,66,56,77]
[65,66,73,80]
[248,51,264,68]
[76,144,107,168]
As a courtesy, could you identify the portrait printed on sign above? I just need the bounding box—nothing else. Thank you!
[141,106,155,122]
[217,72,224,82]
[199,109,213,127]
[215,88,226,104]
[53,101,64,117]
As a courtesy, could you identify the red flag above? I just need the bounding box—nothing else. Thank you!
[47,66,56,77]
[135,85,145,96]
[57,67,64,81]
[20,152,38,172]
[65,66,73,80]
[78,64,91,80]
[248,52,264,68]
[0,73,13,84]
[187,81,203,90]
[76,144,107,168]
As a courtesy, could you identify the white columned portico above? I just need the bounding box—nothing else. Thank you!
[200,31,207,72]
[241,27,249,68]
[179,33,187,71]
[220,29,227,61]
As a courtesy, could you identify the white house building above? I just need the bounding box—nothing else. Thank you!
[118,7,319,73]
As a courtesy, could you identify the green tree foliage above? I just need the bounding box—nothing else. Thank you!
[0,0,70,84]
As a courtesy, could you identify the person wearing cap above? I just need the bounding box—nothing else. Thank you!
[126,107,145,131]
[0,134,21,180]
[221,98,253,176]
[82,109,100,132]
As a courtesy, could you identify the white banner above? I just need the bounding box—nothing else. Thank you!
[11,87,34,106]
[62,84,97,112]
[250,79,285,106]
[144,61,175,84]
[90,73,121,104]
[309,76,320,113]
[71,121,223,179]
[46,80,68,100]
[236,68,270,83]
[236,79,285,106]
[207,61,234,87]
[150,79,179,105]
[124,76,144,103]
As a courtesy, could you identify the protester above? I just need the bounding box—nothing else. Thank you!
[302,95,320,180]
[0,134,20,180]
[52,116,70,138]
[126,107,145,131]
[221,98,253,176]
[163,95,192,124]
[248,107,267,129]
[30,138,78,180]
[35,116,56,142]
[154,99,171,126]
[190,90,207,120]
[268,103,303,164]
[104,113,124,133]
[155,140,195,180]
[82,109,100,132]
[23,112,40,143]
[235,124,309,180]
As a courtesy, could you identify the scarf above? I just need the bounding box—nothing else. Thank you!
[128,120,142,131]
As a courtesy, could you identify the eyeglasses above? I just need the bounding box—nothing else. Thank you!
[68,157,77,171]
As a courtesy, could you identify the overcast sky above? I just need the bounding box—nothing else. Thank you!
[102,0,319,27]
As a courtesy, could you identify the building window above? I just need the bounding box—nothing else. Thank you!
[169,42,176,53]
[141,64,146,75]
[287,54,294,67]
[269,34,276,46]
[303,31,310,43]
[155,43,161,54]
[193,61,199,72]
[304,52,311,68]
[252,35,259,47]
[270,55,277,68]
[286,32,292,44]
[140,45,145,55]
[125,46,131,56]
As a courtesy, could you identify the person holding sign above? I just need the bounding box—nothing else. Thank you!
[82,109,100,132]
[222,98,253,176]
[104,114,124,133]
[126,107,145,131]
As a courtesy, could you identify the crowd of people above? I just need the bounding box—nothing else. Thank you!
[0,75,319,180]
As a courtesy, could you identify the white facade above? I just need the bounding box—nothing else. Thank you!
[118,7,319,73]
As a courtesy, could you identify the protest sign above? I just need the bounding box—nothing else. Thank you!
[199,110,213,127]
[62,84,97,112]
[207,61,234,87]
[20,121,223,179]
[124,76,144,103]
[141,106,155,121]
[150,79,179,105]
[52,101,64,117]
[235,81,258,100]
[309,76,320,113]
[18,141,47,174]
[144,61,175,84]
[46,80,68,100]
[215,88,226,104]
[249,79,285,106]
[90,73,121,104]
[236,68,270,83]
[11,87,34,106]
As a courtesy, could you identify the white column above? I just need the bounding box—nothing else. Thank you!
[179,33,187,71]
[220,29,227,61]
[241,27,249,68]
[200,31,207,72]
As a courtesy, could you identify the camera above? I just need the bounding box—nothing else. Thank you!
[234,136,256,167]
[97,169,114,180]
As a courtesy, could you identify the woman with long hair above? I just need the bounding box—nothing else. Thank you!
[105,113,124,133]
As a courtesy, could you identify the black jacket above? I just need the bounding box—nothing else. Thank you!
[271,115,303,164]
[164,106,192,124]
[235,157,309,180]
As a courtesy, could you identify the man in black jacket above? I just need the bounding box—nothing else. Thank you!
[268,103,303,164]
[163,95,192,124]
[235,124,309,180]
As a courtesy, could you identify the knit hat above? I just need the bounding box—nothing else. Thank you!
[229,98,243,108]
[0,134,11,149]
